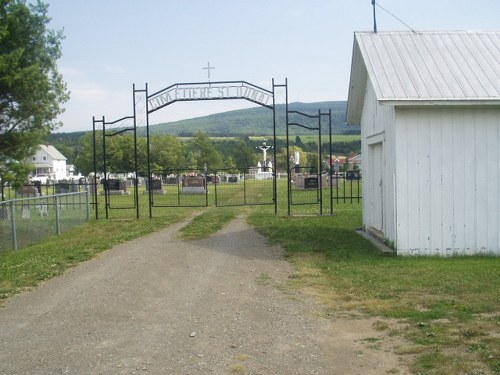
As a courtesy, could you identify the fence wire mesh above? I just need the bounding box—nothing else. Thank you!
[0,190,90,252]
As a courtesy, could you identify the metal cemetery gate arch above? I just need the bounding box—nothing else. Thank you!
[92,79,344,219]
[93,80,285,218]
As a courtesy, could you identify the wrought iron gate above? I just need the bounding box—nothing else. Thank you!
[91,78,360,218]
[214,168,275,207]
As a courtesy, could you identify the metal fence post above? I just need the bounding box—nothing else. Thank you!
[86,188,90,221]
[10,201,17,250]
[55,196,61,235]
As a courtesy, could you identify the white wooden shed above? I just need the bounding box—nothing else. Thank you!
[346,31,500,256]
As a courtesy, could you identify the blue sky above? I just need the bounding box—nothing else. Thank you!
[45,0,500,132]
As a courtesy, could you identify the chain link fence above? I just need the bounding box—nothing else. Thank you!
[0,190,90,252]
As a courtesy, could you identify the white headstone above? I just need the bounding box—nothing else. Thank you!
[22,205,30,219]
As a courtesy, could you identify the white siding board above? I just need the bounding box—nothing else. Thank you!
[406,113,421,253]
[486,110,500,254]
[451,111,466,254]
[438,112,453,255]
[395,107,500,256]
[395,115,409,252]
[360,83,376,228]
[384,117,397,242]
[417,111,432,254]
[429,110,444,255]
[463,109,478,254]
[472,110,486,253]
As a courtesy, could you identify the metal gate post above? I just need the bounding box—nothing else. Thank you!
[92,116,100,220]
[318,109,323,215]
[102,117,109,219]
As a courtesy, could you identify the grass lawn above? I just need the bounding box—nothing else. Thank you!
[248,205,500,375]
[1,198,498,374]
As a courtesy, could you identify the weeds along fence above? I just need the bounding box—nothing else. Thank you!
[0,190,91,251]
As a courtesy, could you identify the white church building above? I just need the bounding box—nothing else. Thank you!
[347,31,500,256]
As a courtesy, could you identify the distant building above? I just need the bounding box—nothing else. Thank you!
[347,31,500,256]
[27,145,67,182]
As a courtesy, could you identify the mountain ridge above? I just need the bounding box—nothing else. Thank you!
[143,101,355,136]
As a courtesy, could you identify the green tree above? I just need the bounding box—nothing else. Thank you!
[0,155,31,199]
[294,135,304,149]
[306,152,319,172]
[224,156,238,173]
[150,135,185,173]
[0,0,69,194]
[230,140,256,170]
[187,132,223,172]
[75,132,103,176]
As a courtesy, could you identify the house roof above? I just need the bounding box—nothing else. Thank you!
[347,31,500,124]
[39,145,67,160]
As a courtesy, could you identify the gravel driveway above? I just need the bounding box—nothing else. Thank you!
[0,214,408,374]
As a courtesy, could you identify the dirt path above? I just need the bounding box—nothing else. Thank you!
[0,215,409,374]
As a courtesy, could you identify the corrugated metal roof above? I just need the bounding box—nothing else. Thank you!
[346,30,500,124]
[354,30,500,101]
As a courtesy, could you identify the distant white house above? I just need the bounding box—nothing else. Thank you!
[28,145,67,182]
[347,31,500,256]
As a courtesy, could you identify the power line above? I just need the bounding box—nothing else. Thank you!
[373,1,417,33]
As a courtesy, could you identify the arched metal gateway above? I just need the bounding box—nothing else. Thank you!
[92,79,341,219]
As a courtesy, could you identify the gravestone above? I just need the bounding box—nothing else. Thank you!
[182,176,206,194]
[102,179,129,195]
[164,176,178,185]
[22,205,30,219]
[304,176,318,189]
[38,201,48,216]
[55,182,69,194]
[346,170,361,181]
[21,185,39,197]
[146,178,166,195]
[294,174,331,189]
[227,175,240,184]
[104,179,121,191]
[33,181,42,195]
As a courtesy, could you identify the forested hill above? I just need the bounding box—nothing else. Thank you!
[144,101,356,136]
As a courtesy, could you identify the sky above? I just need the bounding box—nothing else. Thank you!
[44,0,500,133]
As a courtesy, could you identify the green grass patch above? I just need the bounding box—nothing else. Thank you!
[247,205,500,375]
[180,207,236,240]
